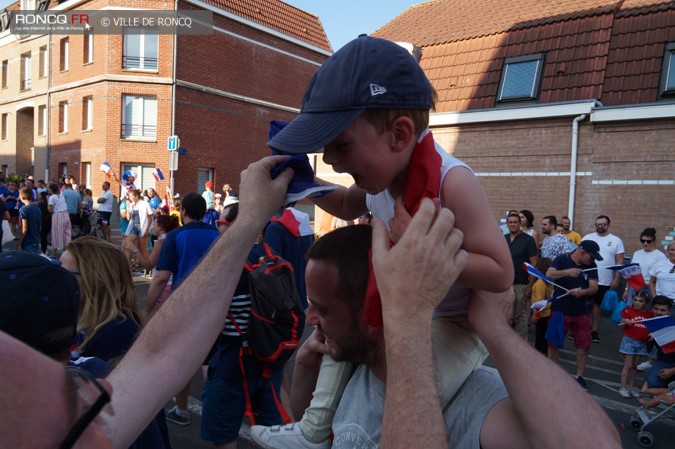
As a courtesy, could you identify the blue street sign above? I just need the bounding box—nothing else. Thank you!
[168,135,179,151]
[178,148,186,155]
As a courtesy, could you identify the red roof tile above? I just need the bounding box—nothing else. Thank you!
[201,0,331,51]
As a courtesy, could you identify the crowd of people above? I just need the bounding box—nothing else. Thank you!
[2,35,672,449]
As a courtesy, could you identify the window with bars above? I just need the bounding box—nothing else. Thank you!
[121,95,157,139]
[123,28,159,70]
[20,51,31,91]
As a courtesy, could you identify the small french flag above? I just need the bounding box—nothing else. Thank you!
[152,167,165,182]
[642,315,675,354]
[99,161,112,178]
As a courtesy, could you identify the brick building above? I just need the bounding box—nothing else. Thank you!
[316,0,675,254]
[0,0,330,198]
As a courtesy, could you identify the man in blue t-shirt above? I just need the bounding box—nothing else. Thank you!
[545,240,602,391]
[62,182,80,225]
[145,192,219,425]
[18,188,41,254]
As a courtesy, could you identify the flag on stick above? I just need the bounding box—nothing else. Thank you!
[99,162,112,178]
[152,167,165,182]
[523,262,570,293]
[606,263,646,291]
[643,316,675,354]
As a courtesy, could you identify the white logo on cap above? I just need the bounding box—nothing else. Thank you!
[370,84,387,96]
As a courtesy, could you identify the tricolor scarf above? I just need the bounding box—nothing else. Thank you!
[272,208,314,237]
[363,131,442,327]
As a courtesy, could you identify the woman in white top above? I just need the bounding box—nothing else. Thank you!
[125,189,154,265]
[649,240,675,306]
[625,227,666,302]
[47,182,72,258]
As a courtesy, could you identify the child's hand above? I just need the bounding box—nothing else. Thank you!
[388,197,412,244]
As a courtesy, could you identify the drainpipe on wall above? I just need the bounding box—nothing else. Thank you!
[169,0,178,196]
[567,114,586,226]
[45,31,52,182]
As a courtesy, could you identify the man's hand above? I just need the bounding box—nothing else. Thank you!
[296,329,330,367]
[237,156,293,228]
[372,198,466,323]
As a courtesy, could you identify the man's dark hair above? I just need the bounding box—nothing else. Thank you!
[562,216,570,221]
[543,215,557,227]
[507,212,521,221]
[63,182,73,189]
[652,295,672,311]
[306,225,372,313]
[596,215,611,225]
[181,192,207,220]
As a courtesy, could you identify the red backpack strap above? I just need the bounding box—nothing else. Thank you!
[238,346,257,425]
[260,365,293,424]
[228,312,244,337]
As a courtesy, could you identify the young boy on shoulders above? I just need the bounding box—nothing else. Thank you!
[252,35,513,449]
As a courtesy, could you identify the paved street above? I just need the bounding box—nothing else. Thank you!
[3,228,674,448]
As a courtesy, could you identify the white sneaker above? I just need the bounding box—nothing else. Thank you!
[630,387,642,398]
[637,361,653,372]
[250,423,330,449]
[619,387,631,398]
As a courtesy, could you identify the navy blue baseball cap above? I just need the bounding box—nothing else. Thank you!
[0,252,80,354]
[268,35,433,154]
[579,240,604,261]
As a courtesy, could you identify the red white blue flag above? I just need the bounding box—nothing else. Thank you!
[642,315,675,354]
[99,161,112,178]
[152,167,165,182]
[606,263,646,291]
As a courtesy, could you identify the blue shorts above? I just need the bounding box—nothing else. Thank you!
[619,335,648,356]
[128,223,143,237]
[201,357,284,445]
[645,359,675,389]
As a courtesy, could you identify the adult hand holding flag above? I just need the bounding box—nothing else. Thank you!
[642,315,675,354]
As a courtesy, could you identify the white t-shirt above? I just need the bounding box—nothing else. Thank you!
[97,190,114,213]
[582,233,625,286]
[47,193,68,213]
[631,249,666,283]
[649,259,675,300]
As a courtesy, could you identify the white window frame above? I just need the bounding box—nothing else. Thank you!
[1,113,7,140]
[38,104,47,136]
[20,51,31,91]
[39,45,48,78]
[497,53,546,103]
[59,101,68,134]
[84,32,94,64]
[82,96,93,131]
[60,38,69,72]
[121,95,157,139]
[123,28,159,71]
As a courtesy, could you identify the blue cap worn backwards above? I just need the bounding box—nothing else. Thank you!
[268,35,433,154]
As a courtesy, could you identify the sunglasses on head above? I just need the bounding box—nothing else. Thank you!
[640,239,653,244]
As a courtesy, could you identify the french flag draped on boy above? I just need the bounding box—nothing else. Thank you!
[152,167,165,182]
[99,162,112,178]
[642,316,675,354]
[606,263,646,291]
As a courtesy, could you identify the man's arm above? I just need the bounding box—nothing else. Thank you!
[18,217,28,249]
[372,199,467,449]
[310,179,368,220]
[468,289,621,449]
[611,252,625,290]
[106,156,293,449]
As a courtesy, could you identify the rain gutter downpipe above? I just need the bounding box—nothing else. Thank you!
[568,113,586,226]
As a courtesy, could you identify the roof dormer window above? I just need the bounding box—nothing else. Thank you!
[658,42,675,98]
[496,53,546,103]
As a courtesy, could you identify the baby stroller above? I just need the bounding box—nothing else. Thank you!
[629,381,675,447]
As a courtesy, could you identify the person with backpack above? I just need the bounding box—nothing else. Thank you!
[202,201,304,449]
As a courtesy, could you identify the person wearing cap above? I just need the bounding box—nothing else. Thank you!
[255,35,512,448]
[582,215,625,343]
[545,239,602,391]
[203,180,215,209]
[213,193,224,212]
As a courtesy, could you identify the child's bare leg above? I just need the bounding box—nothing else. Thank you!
[620,354,632,389]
